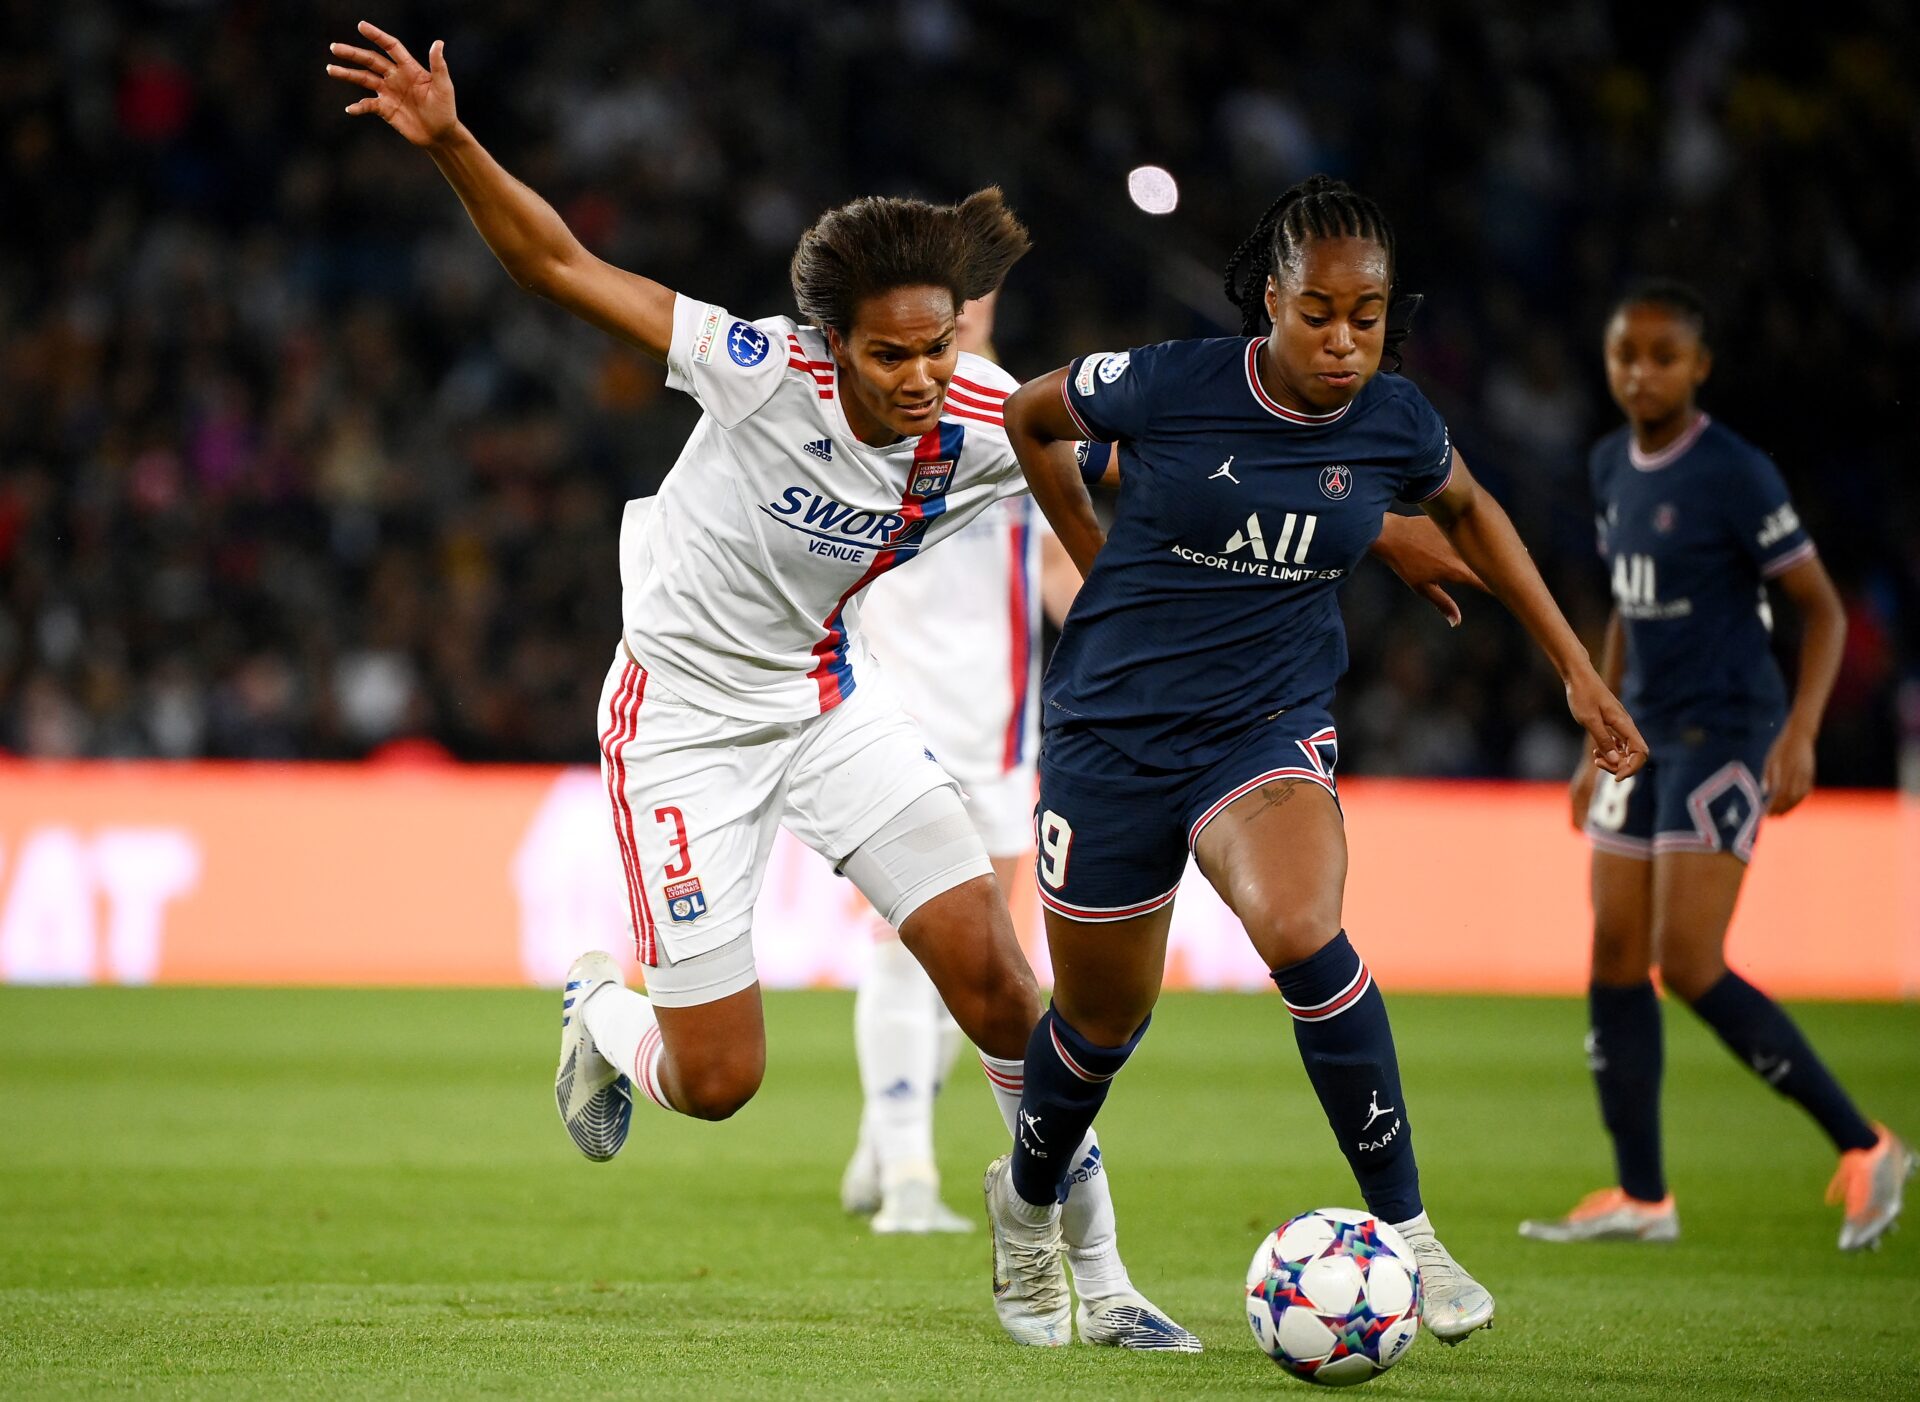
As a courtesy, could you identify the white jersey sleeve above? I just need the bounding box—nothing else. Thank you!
[944,353,1028,502]
[664,295,787,428]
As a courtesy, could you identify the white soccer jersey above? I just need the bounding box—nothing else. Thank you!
[858,495,1041,785]
[618,295,1024,721]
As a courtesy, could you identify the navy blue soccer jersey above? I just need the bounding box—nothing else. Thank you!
[1048,337,1453,767]
[1590,414,1814,739]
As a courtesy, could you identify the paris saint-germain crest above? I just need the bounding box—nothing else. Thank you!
[909,459,955,499]
[1320,464,1353,500]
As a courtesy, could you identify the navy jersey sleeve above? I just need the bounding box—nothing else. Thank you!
[1060,346,1158,443]
[1394,386,1454,503]
[1588,440,1613,559]
[1724,450,1815,578]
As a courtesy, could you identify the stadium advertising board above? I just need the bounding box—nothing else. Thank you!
[1,762,1914,997]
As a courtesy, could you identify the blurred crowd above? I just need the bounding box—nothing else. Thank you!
[2,1,1915,782]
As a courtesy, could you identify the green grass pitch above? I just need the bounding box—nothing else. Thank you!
[2,987,1916,1399]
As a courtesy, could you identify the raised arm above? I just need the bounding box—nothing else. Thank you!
[1422,449,1648,778]
[327,21,675,360]
[1003,369,1108,578]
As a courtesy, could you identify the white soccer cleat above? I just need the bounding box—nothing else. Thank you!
[983,1154,1071,1346]
[1076,1291,1203,1352]
[1519,1187,1681,1244]
[1395,1217,1495,1344]
[840,1133,882,1216]
[873,1175,975,1235]
[554,951,632,1162]
[1829,1125,1915,1252]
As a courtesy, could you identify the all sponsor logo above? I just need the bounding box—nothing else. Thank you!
[908,459,955,499]
[726,321,770,367]
[1171,511,1344,582]
[664,876,708,923]
[1319,464,1353,500]
[691,306,724,364]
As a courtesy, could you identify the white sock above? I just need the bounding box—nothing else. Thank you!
[581,983,673,1112]
[978,1052,1133,1297]
[1390,1210,1434,1241]
[856,939,940,1191]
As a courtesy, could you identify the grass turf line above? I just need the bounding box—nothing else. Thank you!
[1,987,1916,1399]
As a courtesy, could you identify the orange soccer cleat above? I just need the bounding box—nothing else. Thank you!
[1827,1125,1915,1251]
[1518,1187,1680,1243]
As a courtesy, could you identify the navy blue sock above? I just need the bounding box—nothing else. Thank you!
[1688,971,1877,1152]
[1588,981,1667,1202]
[1272,932,1421,1223]
[1008,1005,1149,1206]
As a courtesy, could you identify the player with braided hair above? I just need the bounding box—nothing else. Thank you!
[994,173,1649,1346]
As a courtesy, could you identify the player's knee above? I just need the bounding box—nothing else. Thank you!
[1656,947,1725,1004]
[1653,927,1726,1002]
[1240,895,1342,969]
[671,1049,765,1121]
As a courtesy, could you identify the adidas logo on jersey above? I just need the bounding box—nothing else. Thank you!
[803,438,833,462]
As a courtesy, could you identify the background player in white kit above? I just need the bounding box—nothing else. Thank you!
[327,21,1200,1350]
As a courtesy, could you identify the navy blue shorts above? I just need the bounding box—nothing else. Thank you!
[1584,728,1773,864]
[1034,703,1339,922]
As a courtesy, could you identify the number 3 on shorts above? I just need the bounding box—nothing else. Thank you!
[655,806,693,879]
[1037,810,1073,889]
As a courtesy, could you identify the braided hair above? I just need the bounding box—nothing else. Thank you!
[1221,174,1419,370]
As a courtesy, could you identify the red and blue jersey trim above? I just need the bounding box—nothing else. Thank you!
[806,421,965,711]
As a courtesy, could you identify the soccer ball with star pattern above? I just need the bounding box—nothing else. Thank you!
[1244,1208,1422,1386]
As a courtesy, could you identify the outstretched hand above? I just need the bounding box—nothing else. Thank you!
[326,21,457,148]
[1567,669,1649,780]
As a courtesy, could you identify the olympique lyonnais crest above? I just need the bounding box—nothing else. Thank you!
[909,460,955,499]
[1319,464,1353,500]
[665,877,708,923]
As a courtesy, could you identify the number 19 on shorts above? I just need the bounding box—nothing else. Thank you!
[1037,810,1073,888]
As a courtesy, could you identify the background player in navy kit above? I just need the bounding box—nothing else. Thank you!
[1520,282,1913,1251]
[991,175,1649,1345]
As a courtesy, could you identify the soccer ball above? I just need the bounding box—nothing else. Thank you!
[1244,1208,1421,1386]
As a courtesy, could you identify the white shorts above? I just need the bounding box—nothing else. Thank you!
[961,764,1038,859]
[596,648,959,1005]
